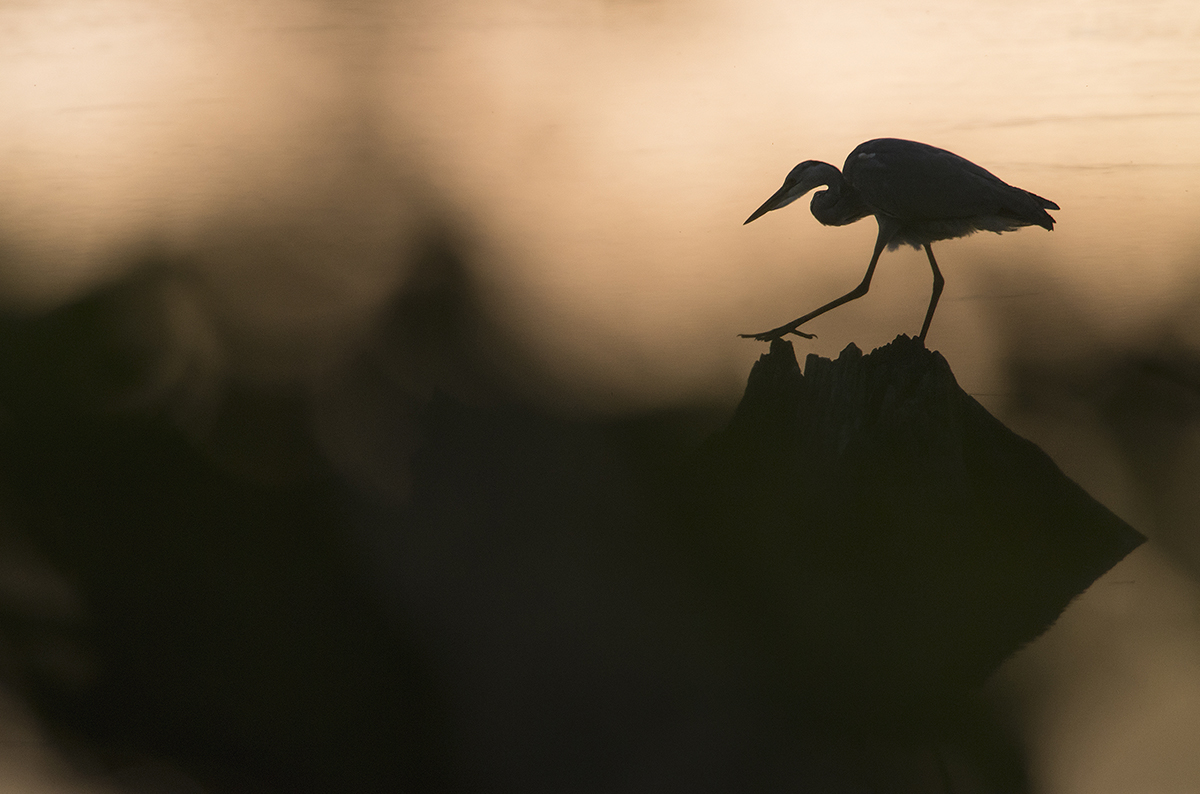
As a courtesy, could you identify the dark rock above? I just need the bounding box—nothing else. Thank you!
[690,335,1145,725]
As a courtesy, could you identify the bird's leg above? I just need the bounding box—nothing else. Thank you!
[739,228,890,342]
[917,244,944,344]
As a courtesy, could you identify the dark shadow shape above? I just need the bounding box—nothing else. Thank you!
[689,336,1145,728]
[0,261,1142,792]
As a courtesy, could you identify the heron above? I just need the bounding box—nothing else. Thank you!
[740,138,1059,343]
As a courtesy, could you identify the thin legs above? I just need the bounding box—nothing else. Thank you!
[918,243,944,344]
[741,230,945,345]
[740,225,891,342]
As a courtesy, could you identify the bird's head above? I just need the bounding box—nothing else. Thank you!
[744,160,838,224]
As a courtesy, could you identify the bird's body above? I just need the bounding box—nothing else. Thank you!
[741,138,1058,342]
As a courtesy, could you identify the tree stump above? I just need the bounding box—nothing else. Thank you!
[690,335,1145,726]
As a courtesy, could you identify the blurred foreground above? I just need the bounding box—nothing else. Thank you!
[0,249,1188,793]
[3,0,1200,790]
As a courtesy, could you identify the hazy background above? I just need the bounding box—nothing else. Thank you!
[1,0,1199,791]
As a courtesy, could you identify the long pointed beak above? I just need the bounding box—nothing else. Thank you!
[744,183,795,225]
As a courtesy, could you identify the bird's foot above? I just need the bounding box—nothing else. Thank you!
[738,324,817,342]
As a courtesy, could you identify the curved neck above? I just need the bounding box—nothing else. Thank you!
[808,164,868,227]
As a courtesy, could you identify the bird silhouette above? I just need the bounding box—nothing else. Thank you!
[741,138,1059,343]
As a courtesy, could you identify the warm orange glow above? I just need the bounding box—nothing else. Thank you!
[372,0,1200,405]
[2,2,1200,789]
[0,0,414,380]
[3,0,1199,392]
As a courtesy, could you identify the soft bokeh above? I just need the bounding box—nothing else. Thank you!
[2,0,1199,790]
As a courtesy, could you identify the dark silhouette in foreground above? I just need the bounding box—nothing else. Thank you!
[0,267,1141,792]
[741,138,1059,342]
[695,336,1143,724]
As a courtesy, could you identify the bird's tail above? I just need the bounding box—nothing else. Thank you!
[1020,190,1059,230]
[1032,192,1060,211]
